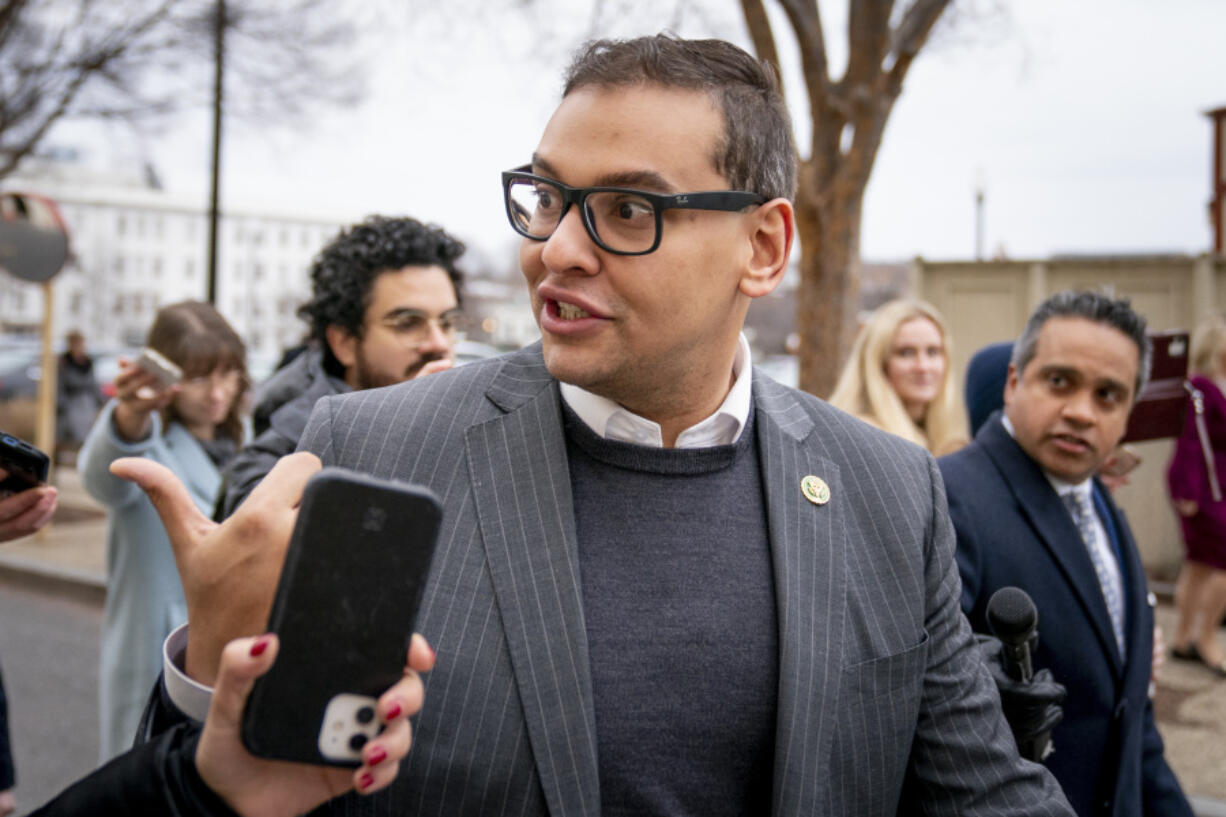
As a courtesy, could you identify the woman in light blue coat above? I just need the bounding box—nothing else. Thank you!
[79,301,248,761]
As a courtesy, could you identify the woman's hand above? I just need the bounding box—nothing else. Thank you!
[111,358,178,442]
[1172,498,1198,517]
[196,633,435,817]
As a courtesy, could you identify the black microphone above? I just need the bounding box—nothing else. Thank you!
[987,586,1038,683]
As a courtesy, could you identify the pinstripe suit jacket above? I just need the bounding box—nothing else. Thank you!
[297,344,1073,817]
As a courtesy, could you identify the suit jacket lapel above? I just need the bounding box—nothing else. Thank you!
[978,418,1125,674]
[753,374,847,815]
[465,347,601,817]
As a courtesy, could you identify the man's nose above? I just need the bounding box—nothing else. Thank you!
[1061,390,1096,425]
[540,206,599,275]
[419,320,453,354]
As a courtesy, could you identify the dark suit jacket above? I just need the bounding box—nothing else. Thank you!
[939,413,1192,817]
[35,347,1074,816]
[284,345,1069,816]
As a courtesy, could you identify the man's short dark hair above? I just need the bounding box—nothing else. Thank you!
[562,33,797,201]
[1011,290,1152,400]
[297,215,465,345]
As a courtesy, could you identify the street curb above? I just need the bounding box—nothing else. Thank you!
[0,554,106,606]
[1192,795,1226,817]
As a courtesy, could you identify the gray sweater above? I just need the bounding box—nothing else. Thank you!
[563,406,777,816]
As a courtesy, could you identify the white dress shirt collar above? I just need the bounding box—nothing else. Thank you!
[559,333,753,448]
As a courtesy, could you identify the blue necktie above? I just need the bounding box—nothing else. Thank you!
[1063,489,1125,656]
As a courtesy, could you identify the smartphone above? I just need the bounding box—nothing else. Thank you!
[240,468,441,766]
[0,431,50,496]
[134,347,182,388]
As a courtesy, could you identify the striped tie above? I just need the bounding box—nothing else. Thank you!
[1063,489,1125,656]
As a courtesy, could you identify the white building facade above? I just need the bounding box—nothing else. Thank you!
[1,156,347,370]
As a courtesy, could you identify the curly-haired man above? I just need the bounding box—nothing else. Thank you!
[216,215,464,517]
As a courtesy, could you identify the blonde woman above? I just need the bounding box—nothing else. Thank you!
[829,299,968,455]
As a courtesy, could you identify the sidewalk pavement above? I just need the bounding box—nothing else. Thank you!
[2,466,1225,814]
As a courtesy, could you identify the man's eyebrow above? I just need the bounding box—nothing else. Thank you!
[530,154,674,193]
[381,307,460,320]
[1037,364,1079,380]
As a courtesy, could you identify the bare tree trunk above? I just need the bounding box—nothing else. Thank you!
[739,0,951,398]
[794,161,862,398]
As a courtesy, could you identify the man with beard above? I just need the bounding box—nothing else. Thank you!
[216,215,463,517]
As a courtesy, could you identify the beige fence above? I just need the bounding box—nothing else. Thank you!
[916,253,1226,579]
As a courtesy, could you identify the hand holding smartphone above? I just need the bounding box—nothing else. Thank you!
[132,347,182,400]
[0,432,50,496]
[240,468,441,766]
[1099,445,1141,479]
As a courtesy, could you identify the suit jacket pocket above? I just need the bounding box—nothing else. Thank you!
[843,630,930,702]
[828,632,930,814]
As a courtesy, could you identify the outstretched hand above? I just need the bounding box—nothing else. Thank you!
[197,632,435,817]
[111,451,323,685]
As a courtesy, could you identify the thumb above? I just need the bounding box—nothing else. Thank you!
[209,634,280,731]
[110,457,216,551]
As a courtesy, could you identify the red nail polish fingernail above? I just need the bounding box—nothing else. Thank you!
[250,636,270,657]
[367,746,387,766]
[358,772,375,790]
[385,702,402,720]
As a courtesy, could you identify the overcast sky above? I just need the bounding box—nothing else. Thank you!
[62,0,1226,265]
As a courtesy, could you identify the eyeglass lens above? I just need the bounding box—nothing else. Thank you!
[506,178,658,253]
[383,312,460,342]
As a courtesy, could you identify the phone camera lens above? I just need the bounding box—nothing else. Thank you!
[356,706,375,724]
[348,733,368,751]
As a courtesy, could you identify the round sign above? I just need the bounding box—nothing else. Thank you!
[0,192,70,282]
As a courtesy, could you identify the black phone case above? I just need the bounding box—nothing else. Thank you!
[0,431,50,494]
[240,467,441,765]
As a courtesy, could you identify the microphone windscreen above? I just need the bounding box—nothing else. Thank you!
[987,586,1038,644]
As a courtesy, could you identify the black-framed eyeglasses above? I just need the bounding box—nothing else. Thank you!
[501,165,767,256]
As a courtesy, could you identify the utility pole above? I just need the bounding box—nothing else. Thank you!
[206,0,225,304]
[974,168,986,261]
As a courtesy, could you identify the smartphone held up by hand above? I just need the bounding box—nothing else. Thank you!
[240,468,441,766]
[0,431,50,496]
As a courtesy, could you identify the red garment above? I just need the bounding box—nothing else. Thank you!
[1167,374,1226,570]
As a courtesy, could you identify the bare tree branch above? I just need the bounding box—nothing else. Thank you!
[739,0,782,82]
[886,0,950,92]
[0,0,367,182]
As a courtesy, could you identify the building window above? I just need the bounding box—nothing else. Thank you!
[152,258,163,277]
[185,259,195,279]
[113,258,125,278]
[117,214,126,235]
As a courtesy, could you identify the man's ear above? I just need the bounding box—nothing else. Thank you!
[1003,363,1019,407]
[738,198,794,299]
[325,324,358,370]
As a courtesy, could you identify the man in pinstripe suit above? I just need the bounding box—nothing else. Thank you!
[54,34,1077,817]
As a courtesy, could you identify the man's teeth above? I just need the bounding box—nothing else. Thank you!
[557,302,591,320]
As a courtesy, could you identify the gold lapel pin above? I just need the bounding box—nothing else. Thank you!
[801,475,830,505]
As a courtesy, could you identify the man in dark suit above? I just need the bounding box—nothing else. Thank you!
[940,291,1193,817]
[36,35,1075,817]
